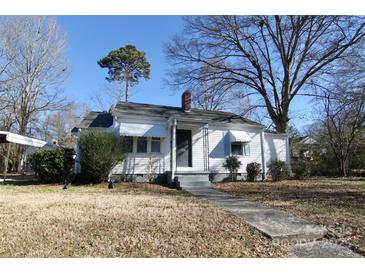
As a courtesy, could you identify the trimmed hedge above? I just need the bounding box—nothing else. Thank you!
[28,147,74,183]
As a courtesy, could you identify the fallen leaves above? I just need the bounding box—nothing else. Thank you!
[213,179,365,255]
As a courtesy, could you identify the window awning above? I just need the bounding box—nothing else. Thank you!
[229,130,251,142]
[119,123,167,138]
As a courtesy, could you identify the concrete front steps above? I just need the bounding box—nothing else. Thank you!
[175,171,211,188]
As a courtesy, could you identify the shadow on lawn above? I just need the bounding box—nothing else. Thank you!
[1,178,189,198]
[242,188,365,205]
[110,182,191,197]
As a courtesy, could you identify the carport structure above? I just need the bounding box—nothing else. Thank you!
[0,131,47,182]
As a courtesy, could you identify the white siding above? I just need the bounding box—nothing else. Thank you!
[208,125,263,173]
[106,113,289,177]
[112,153,166,174]
[263,133,288,168]
[111,117,170,174]
[208,129,227,173]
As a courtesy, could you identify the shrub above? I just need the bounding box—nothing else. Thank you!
[246,162,261,181]
[349,169,365,177]
[28,147,74,183]
[223,155,242,181]
[268,160,289,182]
[292,159,311,179]
[79,129,125,183]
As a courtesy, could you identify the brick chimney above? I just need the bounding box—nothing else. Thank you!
[181,90,191,112]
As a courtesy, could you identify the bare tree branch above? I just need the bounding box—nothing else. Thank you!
[165,16,365,133]
[0,16,70,136]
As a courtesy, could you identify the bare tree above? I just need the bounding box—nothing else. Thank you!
[0,106,15,131]
[91,81,138,111]
[0,87,16,131]
[178,62,236,111]
[191,83,231,111]
[0,21,17,130]
[37,102,89,148]
[0,16,70,172]
[0,16,70,136]
[191,79,242,112]
[321,84,365,176]
[165,16,365,133]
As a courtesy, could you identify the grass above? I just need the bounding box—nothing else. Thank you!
[213,179,365,255]
[0,183,285,258]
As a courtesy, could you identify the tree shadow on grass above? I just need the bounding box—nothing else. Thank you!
[111,182,191,197]
[241,189,365,206]
[0,175,192,198]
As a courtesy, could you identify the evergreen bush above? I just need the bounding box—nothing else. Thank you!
[79,129,125,183]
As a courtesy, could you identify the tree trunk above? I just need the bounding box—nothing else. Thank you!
[124,73,129,103]
[125,80,129,103]
[262,95,290,133]
[339,157,348,177]
[15,121,28,174]
[271,111,289,133]
[274,119,288,134]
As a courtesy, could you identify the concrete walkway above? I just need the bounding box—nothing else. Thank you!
[185,186,362,258]
[289,241,362,258]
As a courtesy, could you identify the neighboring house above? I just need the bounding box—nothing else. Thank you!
[72,91,290,186]
[291,136,318,161]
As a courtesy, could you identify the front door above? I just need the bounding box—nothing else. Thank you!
[176,129,192,167]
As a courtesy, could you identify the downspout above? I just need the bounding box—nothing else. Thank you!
[260,130,266,180]
[286,135,292,176]
[171,119,177,181]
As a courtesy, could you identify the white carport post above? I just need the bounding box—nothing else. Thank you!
[2,143,11,183]
[260,130,266,180]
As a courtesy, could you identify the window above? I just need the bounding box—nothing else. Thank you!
[231,142,243,156]
[151,137,161,153]
[124,136,133,153]
[137,137,147,153]
[244,142,251,156]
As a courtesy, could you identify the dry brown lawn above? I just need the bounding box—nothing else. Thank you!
[213,179,365,255]
[0,183,284,258]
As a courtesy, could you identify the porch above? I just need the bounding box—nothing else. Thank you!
[168,117,211,187]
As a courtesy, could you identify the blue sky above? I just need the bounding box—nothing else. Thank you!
[57,16,312,131]
[58,16,184,108]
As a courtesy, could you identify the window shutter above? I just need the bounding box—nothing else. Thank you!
[244,143,251,156]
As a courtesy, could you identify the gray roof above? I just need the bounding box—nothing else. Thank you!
[113,102,264,127]
[71,111,113,132]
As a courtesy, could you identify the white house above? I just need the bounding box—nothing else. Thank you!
[72,91,290,187]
